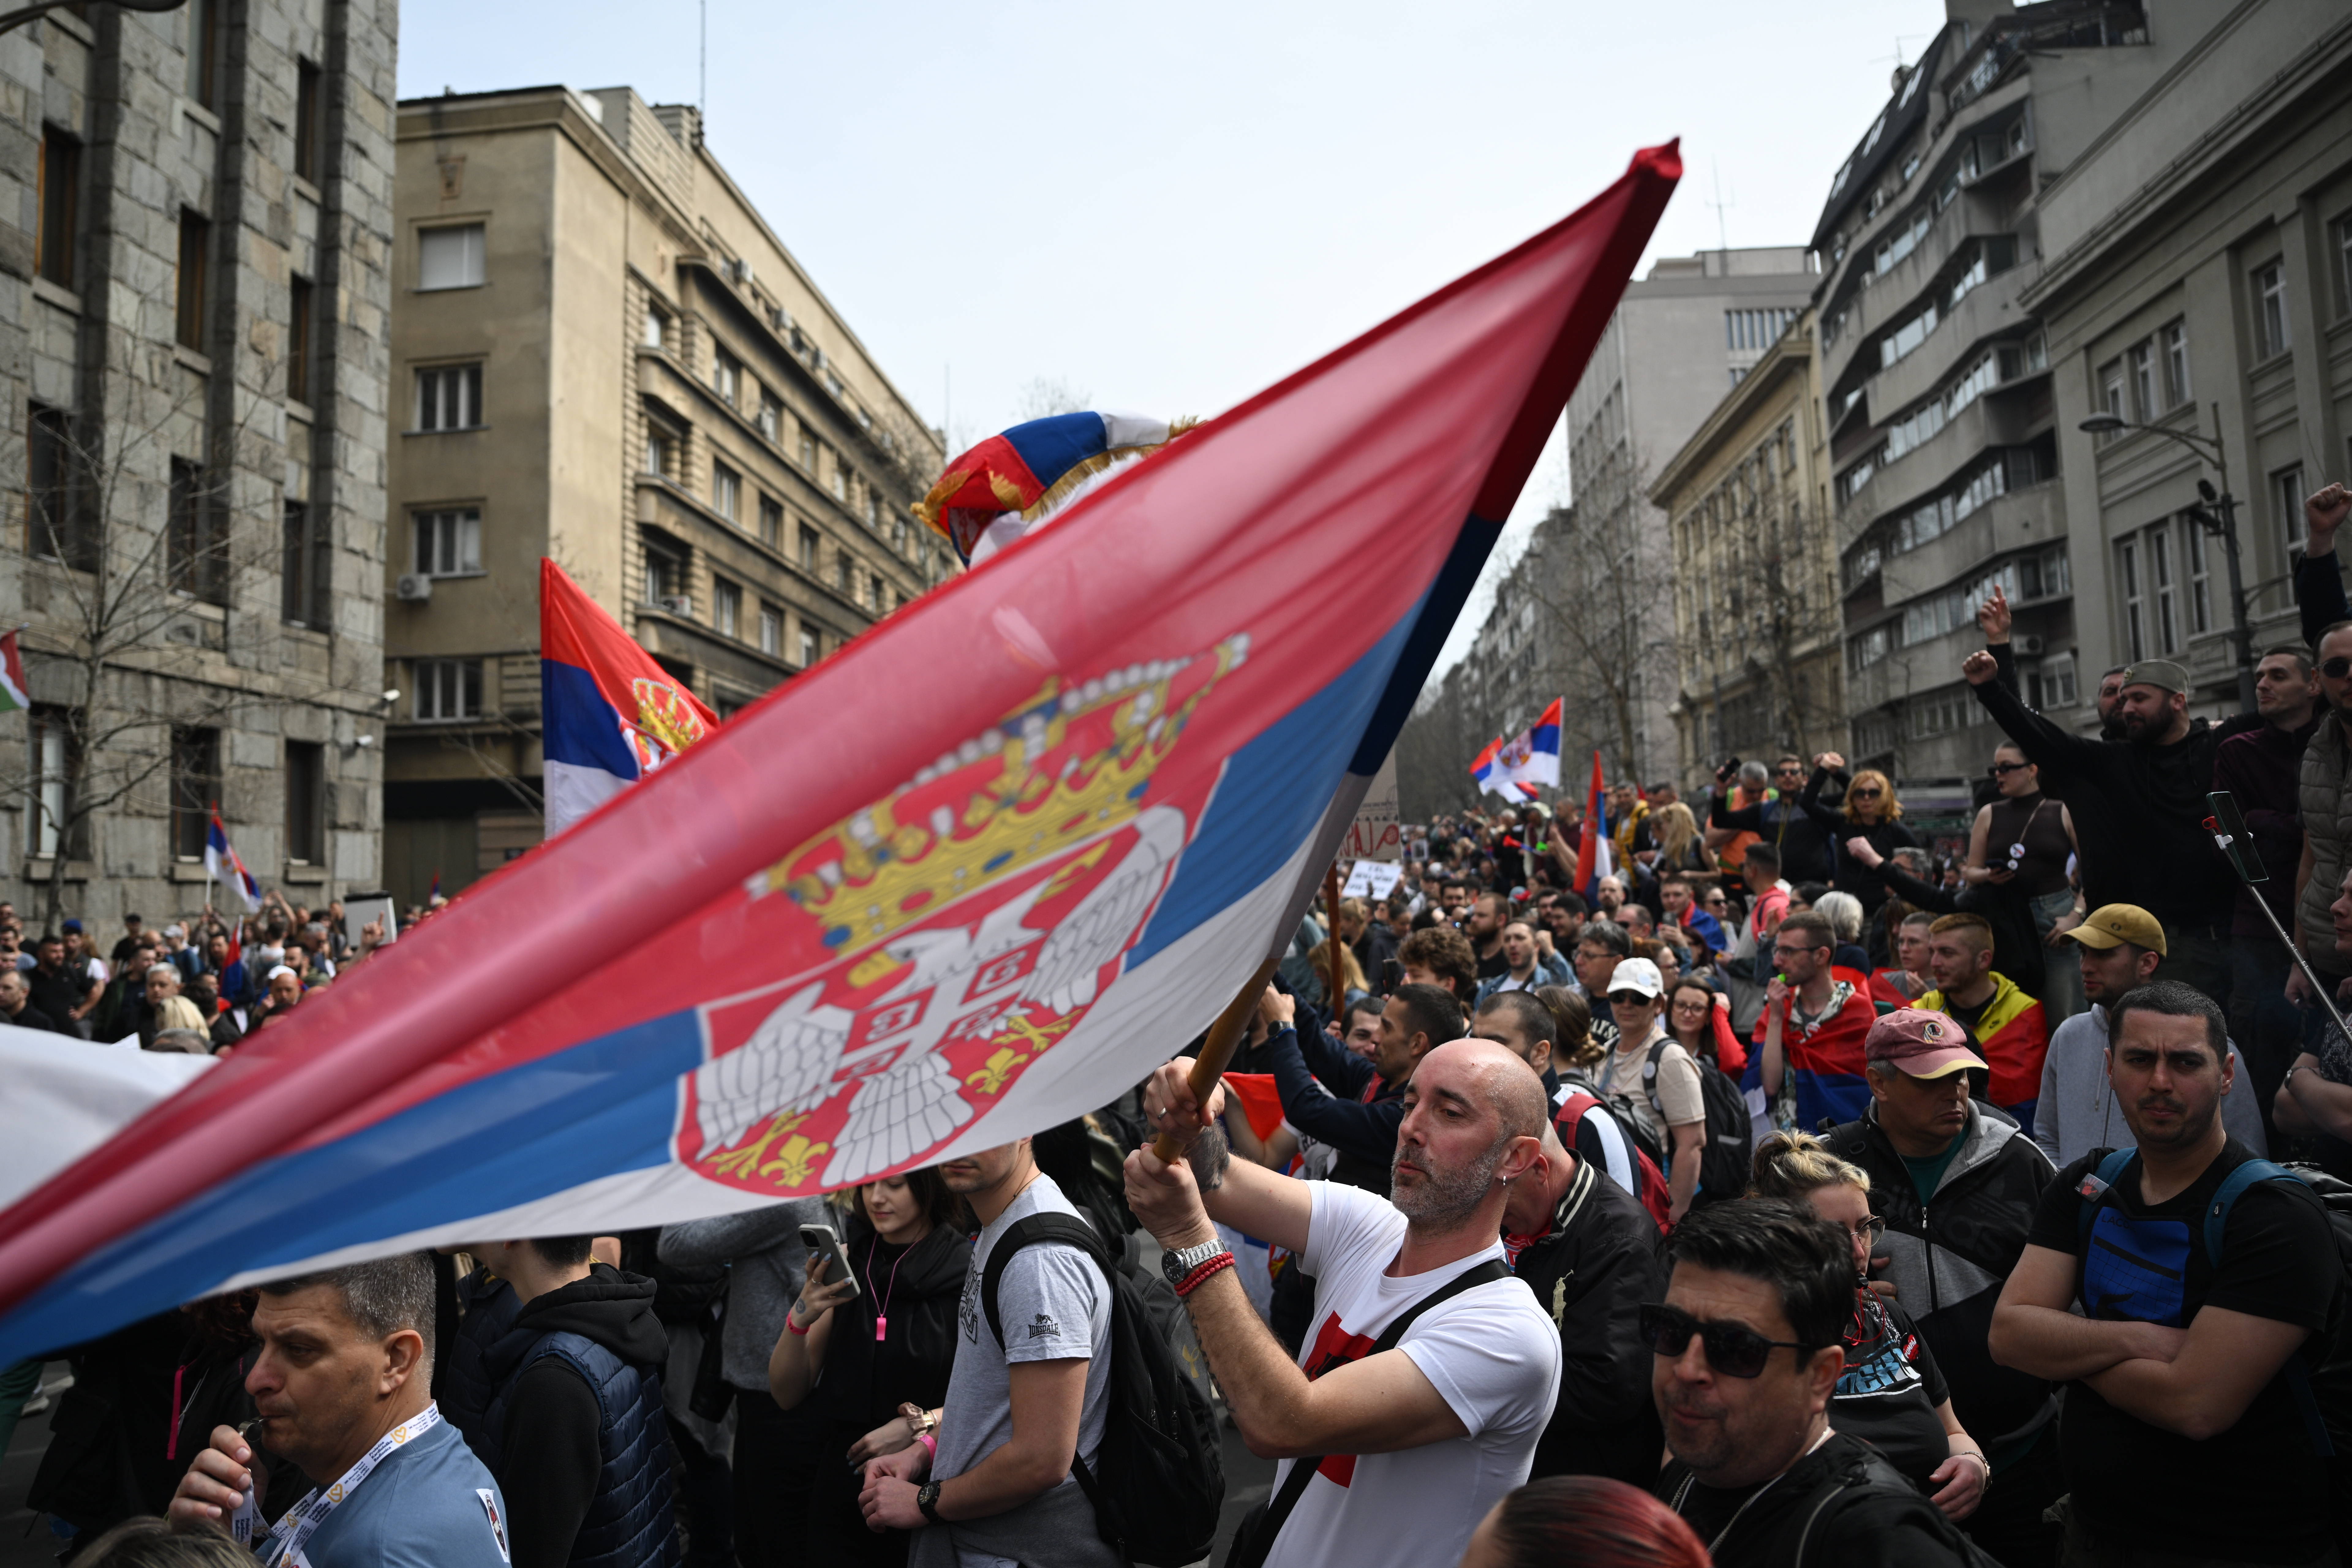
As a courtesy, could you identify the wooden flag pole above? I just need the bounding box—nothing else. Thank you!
[1151,954,1283,1164]
[1324,861,1347,1030]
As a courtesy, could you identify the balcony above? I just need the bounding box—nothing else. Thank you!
[1879,481,2062,608]
[1866,266,2036,424]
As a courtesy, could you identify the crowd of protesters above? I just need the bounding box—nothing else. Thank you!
[11,486,2352,1568]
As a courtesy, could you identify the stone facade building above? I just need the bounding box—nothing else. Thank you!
[2023,0,2351,712]
[1559,246,1816,782]
[0,0,395,927]
[384,85,947,906]
[1653,310,1845,778]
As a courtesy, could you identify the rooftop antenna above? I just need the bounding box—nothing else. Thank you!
[1706,160,1733,256]
[698,0,707,141]
[1871,33,1931,92]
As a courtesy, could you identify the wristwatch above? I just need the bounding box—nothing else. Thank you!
[1161,1238,1225,1289]
[915,1481,944,1525]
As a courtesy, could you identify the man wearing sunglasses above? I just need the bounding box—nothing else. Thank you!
[1651,1203,1982,1565]
[1706,756,1836,888]
[1964,645,2241,1002]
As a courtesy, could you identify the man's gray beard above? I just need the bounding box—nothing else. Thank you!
[1391,1134,1507,1228]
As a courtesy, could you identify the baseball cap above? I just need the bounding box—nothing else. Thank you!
[2062,904,2168,956]
[61,919,81,934]
[2119,659,2190,695]
[1607,957,1663,1000]
[1865,1008,1987,1078]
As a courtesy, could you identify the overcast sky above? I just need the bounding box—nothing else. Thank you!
[400,0,1945,676]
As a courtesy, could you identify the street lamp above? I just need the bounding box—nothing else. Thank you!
[0,0,183,38]
[2079,404,2255,713]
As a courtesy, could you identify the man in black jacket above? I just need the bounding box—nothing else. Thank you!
[448,1238,677,1568]
[1824,1009,2059,1568]
[1963,647,2236,1000]
[1708,756,1835,885]
[1652,1202,1981,1565]
[0,968,59,1033]
[1501,1115,1661,1486]
[1264,982,1460,1195]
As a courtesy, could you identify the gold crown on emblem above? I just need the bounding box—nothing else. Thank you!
[743,634,1249,952]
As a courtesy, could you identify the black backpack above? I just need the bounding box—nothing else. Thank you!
[982,1215,1224,1568]
[1642,1037,1752,1200]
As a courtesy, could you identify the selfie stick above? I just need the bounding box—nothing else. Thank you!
[2205,790,2352,1046]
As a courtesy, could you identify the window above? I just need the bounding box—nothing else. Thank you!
[869,572,884,611]
[36,130,76,289]
[282,499,329,626]
[287,276,314,405]
[759,495,783,549]
[2162,320,2191,408]
[643,533,688,607]
[28,707,81,860]
[2185,516,2211,634]
[2097,359,2126,442]
[828,451,847,501]
[644,423,679,480]
[415,363,483,430]
[835,552,853,594]
[286,741,324,864]
[170,727,220,861]
[798,428,818,469]
[294,59,323,183]
[799,626,819,666]
[418,224,485,291]
[758,602,782,656]
[644,302,671,350]
[798,526,818,569]
[712,461,741,522]
[2252,261,2289,359]
[862,488,880,528]
[2337,212,2352,315]
[2033,653,2080,710]
[183,0,215,108]
[714,577,741,638]
[27,405,88,567]
[413,659,483,722]
[168,458,224,603]
[2129,341,2156,421]
[2118,537,2145,662]
[713,347,741,407]
[176,209,209,351]
[2149,526,2178,654]
[2278,466,2307,554]
[757,392,780,442]
[413,508,481,576]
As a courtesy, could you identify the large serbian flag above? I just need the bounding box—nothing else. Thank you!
[1571,750,1614,898]
[0,628,26,713]
[541,559,718,836]
[0,146,1678,1361]
[1468,736,1507,796]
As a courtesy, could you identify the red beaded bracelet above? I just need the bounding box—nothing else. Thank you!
[1174,1252,1236,1298]
[785,1310,813,1336]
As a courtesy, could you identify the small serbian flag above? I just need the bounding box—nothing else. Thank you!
[1488,698,1563,791]
[1572,751,1614,899]
[541,560,719,836]
[1470,736,1506,796]
[914,413,1194,569]
[0,629,26,713]
[205,814,262,914]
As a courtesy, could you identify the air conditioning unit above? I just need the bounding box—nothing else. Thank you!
[727,258,754,287]
[660,594,693,617]
[2016,634,2046,655]
[768,305,792,332]
[395,573,433,602]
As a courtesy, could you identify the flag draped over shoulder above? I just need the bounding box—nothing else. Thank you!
[541,559,719,836]
[0,145,1679,1361]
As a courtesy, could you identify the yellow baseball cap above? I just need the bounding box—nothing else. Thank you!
[2062,904,2167,956]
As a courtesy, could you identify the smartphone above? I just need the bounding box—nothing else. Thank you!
[1381,958,1402,993]
[798,1223,860,1298]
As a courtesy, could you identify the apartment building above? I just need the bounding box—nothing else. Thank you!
[1654,311,1844,778]
[1561,247,1816,781]
[2022,0,2352,707]
[386,85,948,905]
[1825,1,2191,786]
[1,1,395,923]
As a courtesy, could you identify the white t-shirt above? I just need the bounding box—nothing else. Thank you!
[1264,1182,1560,1568]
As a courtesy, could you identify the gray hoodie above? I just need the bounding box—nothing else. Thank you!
[2032,1003,2267,1168]
[658,1198,827,1391]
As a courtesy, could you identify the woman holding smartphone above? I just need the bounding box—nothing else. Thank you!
[768,1169,970,1566]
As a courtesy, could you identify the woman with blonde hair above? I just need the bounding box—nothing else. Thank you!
[1645,801,1713,885]
[1797,753,1917,921]
[1747,1132,1987,1522]
[1302,938,1368,1013]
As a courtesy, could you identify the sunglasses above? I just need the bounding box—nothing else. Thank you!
[1847,786,1882,798]
[2324,657,2352,680]
[1608,991,1655,1008]
[1640,1302,1818,1378]
[1987,761,2030,776]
